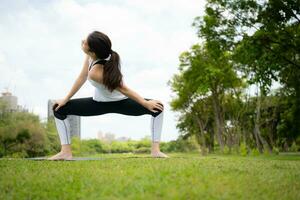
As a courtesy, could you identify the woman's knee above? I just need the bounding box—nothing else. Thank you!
[148,99,164,117]
[158,101,164,109]
[52,104,67,120]
[152,105,164,117]
[151,110,163,118]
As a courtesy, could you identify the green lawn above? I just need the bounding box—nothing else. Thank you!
[0,152,299,200]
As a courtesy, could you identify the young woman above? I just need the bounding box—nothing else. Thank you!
[47,30,169,160]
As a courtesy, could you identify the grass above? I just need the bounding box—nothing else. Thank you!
[0,152,299,200]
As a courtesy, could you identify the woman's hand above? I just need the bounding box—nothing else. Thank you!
[144,99,164,113]
[53,98,70,112]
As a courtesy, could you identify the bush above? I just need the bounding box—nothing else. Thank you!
[111,141,133,153]
[263,149,271,155]
[199,147,209,155]
[250,148,260,156]
[272,147,279,155]
[133,147,150,154]
[157,141,169,152]
[101,141,111,153]
[163,136,200,152]
[10,150,28,158]
[239,142,248,156]
[131,139,151,149]
[0,111,49,158]
[290,142,299,152]
[223,145,230,155]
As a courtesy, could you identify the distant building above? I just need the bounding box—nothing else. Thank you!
[97,131,115,142]
[47,99,81,139]
[105,132,115,141]
[0,90,28,113]
[97,131,105,140]
[97,130,130,142]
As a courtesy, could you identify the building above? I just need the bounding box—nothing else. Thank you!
[97,130,130,142]
[97,130,105,140]
[47,99,81,139]
[97,131,115,142]
[0,90,28,113]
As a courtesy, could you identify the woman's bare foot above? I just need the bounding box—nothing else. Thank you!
[47,151,73,160]
[47,144,73,161]
[151,141,169,158]
[151,151,169,158]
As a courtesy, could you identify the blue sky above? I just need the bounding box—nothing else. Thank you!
[0,0,205,141]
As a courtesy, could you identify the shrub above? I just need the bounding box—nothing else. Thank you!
[111,141,133,153]
[163,136,200,152]
[0,111,49,158]
[101,141,111,153]
[239,142,248,156]
[290,142,299,152]
[250,148,260,156]
[272,147,279,155]
[10,150,28,158]
[132,139,151,149]
[263,149,271,155]
[223,145,230,155]
[133,147,150,154]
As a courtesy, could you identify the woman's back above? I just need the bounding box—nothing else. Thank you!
[87,57,128,102]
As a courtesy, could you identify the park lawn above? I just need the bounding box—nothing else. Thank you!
[0,152,299,200]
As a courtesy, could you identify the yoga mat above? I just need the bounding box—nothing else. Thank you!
[25,157,105,161]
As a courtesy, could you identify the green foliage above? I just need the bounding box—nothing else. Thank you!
[69,136,82,155]
[43,118,60,153]
[132,147,150,154]
[290,142,299,152]
[223,145,230,154]
[0,109,49,158]
[272,147,280,155]
[56,137,201,156]
[9,150,28,158]
[110,141,133,153]
[129,138,151,149]
[239,142,248,156]
[263,149,271,156]
[72,138,114,155]
[169,0,300,155]
[161,136,200,153]
[250,148,260,156]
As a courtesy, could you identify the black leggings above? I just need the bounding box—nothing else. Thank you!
[52,97,162,120]
[52,97,165,145]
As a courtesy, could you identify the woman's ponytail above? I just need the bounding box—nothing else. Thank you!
[102,49,123,92]
[87,31,124,93]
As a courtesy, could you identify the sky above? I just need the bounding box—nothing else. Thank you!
[0,0,205,141]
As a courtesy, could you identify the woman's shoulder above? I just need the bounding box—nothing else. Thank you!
[88,60,104,84]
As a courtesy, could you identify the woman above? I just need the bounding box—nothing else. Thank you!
[47,30,169,160]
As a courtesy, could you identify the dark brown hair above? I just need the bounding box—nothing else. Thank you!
[87,31,123,92]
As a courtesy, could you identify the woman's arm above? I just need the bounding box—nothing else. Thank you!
[117,82,148,107]
[64,55,89,100]
[117,80,164,112]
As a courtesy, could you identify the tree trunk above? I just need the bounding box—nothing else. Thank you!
[253,90,271,153]
[193,115,208,155]
[253,91,264,153]
[208,125,214,153]
[212,91,225,151]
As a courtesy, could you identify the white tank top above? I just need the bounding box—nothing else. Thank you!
[87,57,128,102]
